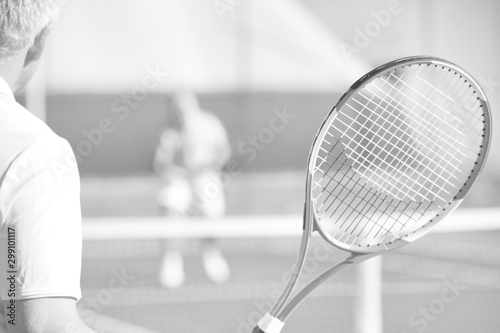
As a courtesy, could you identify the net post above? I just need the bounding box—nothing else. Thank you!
[355,256,383,333]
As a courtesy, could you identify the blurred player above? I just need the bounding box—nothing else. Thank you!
[154,91,231,288]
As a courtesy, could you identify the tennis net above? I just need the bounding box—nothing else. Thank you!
[79,208,500,333]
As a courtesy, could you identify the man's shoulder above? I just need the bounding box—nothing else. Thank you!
[0,99,69,174]
[0,97,54,133]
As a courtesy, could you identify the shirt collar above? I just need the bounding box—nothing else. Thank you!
[0,75,15,102]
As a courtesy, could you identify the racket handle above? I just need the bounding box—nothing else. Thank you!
[252,326,265,333]
[253,313,284,333]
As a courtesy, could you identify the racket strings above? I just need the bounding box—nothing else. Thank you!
[390,71,485,191]
[362,74,469,199]
[388,65,471,146]
[342,183,430,244]
[394,67,463,126]
[383,70,468,151]
[313,141,403,233]
[364,67,482,193]
[392,67,485,174]
[400,66,466,126]
[385,66,467,144]
[333,108,457,202]
[315,166,406,244]
[313,134,432,245]
[368,75,467,164]
[385,70,473,153]
[334,107,456,203]
[341,67,478,202]
[351,76,464,182]
[314,131,433,227]
[395,65,485,146]
[312,63,486,247]
[358,198,431,245]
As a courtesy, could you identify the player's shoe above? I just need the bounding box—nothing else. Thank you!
[159,251,185,288]
[202,248,230,284]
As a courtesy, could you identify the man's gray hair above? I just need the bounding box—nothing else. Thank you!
[0,1,62,58]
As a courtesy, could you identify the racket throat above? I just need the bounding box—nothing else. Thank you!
[277,252,378,322]
[270,190,316,317]
[269,229,313,317]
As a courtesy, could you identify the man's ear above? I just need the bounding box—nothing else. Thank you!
[24,23,53,68]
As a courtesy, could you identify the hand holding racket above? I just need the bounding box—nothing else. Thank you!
[253,56,492,333]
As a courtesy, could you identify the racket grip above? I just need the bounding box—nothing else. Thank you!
[253,313,284,333]
[252,326,265,333]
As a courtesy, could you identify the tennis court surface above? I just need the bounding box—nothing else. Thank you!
[80,173,500,333]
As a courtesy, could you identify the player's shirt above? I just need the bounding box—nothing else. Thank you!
[0,76,82,328]
[154,110,231,177]
[181,110,231,173]
[154,109,231,217]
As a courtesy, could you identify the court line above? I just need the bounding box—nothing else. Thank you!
[81,279,496,308]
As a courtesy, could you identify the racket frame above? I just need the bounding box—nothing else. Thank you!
[309,55,491,254]
[257,55,492,332]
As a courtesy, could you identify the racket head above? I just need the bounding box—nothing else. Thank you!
[307,56,492,254]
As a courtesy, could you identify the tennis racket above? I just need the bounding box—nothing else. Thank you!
[253,56,492,333]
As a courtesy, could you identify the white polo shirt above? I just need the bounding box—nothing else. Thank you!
[0,76,82,308]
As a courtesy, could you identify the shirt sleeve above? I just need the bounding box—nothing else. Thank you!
[0,135,83,301]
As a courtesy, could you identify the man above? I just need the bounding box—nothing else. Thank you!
[154,92,232,288]
[0,2,102,332]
